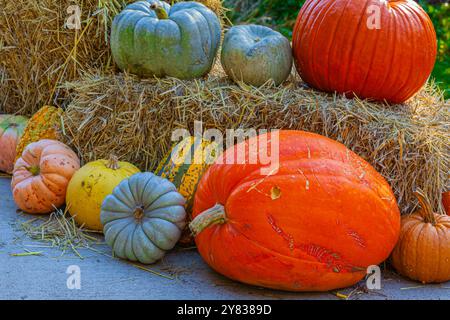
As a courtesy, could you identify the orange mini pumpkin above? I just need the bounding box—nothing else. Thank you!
[191,130,400,291]
[12,139,80,214]
[391,190,450,283]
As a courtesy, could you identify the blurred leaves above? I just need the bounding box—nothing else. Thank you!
[225,0,305,38]
[419,1,449,98]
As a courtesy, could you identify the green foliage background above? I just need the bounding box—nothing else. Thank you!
[225,0,449,99]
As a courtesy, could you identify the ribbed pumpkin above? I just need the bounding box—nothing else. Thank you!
[0,115,28,173]
[101,172,187,264]
[190,130,400,291]
[292,0,437,104]
[12,139,80,214]
[156,136,217,245]
[391,190,450,283]
[221,24,293,86]
[66,156,140,231]
[111,0,221,79]
[174,0,223,19]
[15,106,63,161]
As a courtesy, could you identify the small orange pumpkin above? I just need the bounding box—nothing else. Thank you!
[12,139,80,214]
[391,190,450,283]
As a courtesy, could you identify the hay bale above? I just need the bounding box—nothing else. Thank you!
[0,0,225,116]
[61,65,449,215]
[0,0,122,115]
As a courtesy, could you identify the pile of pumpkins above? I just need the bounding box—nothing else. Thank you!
[0,0,449,292]
[111,0,437,104]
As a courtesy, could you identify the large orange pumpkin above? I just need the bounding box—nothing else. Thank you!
[190,130,400,291]
[0,115,28,173]
[292,0,437,104]
[12,139,80,214]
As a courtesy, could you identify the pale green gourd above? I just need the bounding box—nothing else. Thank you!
[221,24,293,86]
[101,172,187,264]
[111,0,221,79]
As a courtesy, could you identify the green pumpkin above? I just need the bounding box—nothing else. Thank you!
[221,24,293,86]
[101,172,187,264]
[111,0,221,79]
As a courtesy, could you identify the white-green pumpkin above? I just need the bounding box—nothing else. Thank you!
[101,172,187,264]
[111,0,221,79]
[221,24,293,86]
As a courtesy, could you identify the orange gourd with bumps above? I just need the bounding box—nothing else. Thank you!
[190,130,400,291]
[12,139,80,214]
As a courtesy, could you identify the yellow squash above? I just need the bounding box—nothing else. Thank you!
[15,106,63,160]
[66,156,140,231]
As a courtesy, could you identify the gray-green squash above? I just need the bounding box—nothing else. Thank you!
[101,172,187,264]
[221,24,293,86]
[111,0,221,79]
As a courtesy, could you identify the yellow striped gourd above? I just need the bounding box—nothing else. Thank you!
[155,136,217,215]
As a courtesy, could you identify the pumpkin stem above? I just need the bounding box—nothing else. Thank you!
[27,165,40,176]
[414,189,436,225]
[189,203,226,236]
[134,206,145,221]
[107,155,120,170]
[150,3,169,19]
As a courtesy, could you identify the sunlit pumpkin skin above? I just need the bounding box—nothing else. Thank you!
[174,0,223,19]
[191,130,400,292]
[391,190,450,283]
[443,192,450,215]
[221,24,293,86]
[101,172,187,264]
[16,106,63,161]
[156,136,218,245]
[292,0,437,104]
[111,0,221,79]
[11,139,80,214]
[0,115,28,173]
[66,157,140,231]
